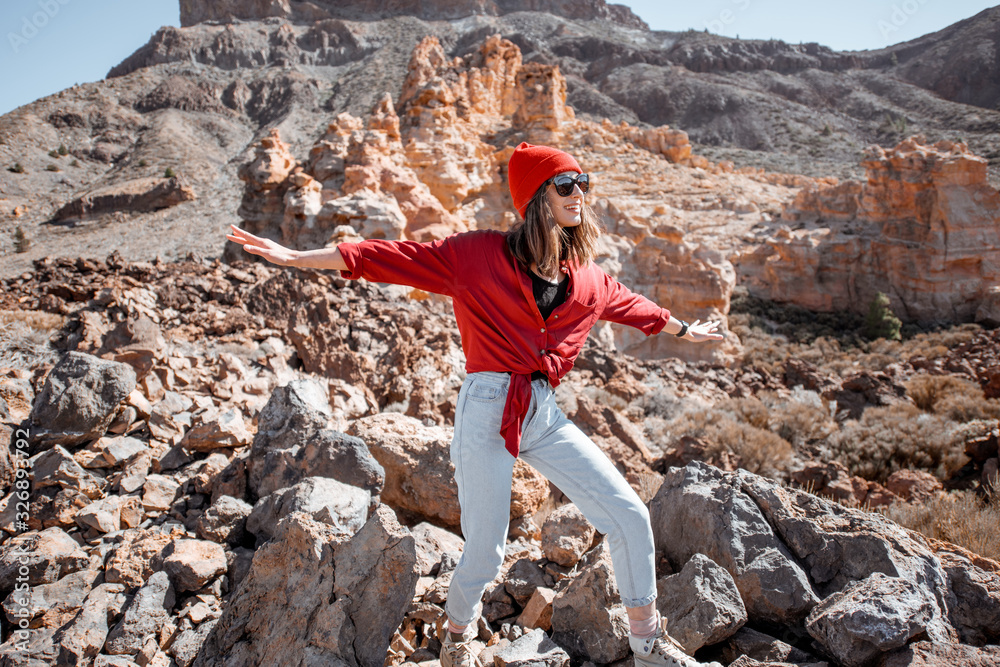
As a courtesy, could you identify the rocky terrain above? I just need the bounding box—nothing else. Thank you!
[1,0,1000,665]
[0,239,998,665]
[1,0,999,281]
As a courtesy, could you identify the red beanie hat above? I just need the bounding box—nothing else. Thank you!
[507,142,582,219]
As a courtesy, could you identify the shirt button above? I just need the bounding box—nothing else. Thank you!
[540,328,546,333]
[553,315,558,319]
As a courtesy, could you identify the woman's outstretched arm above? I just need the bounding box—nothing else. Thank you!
[226,225,347,271]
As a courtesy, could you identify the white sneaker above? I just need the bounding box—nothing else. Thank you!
[631,617,723,667]
[440,632,483,667]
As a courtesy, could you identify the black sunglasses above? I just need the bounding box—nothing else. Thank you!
[551,173,590,197]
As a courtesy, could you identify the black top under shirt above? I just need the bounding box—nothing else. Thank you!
[529,269,569,321]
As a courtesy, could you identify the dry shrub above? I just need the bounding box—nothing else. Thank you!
[904,373,1000,422]
[827,403,966,482]
[0,310,64,371]
[901,323,981,361]
[882,491,1000,563]
[667,406,793,478]
[760,388,838,452]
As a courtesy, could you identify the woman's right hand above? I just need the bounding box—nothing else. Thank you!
[226,225,299,267]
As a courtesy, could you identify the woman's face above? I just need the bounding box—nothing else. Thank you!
[546,170,584,228]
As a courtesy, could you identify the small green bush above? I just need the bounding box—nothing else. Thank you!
[138,159,148,167]
[864,292,902,341]
[164,167,176,178]
[48,149,59,158]
[58,144,68,156]
[822,124,832,136]
[70,159,80,167]
[8,163,24,174]
[45,164,60,172]
[13,226,31,253]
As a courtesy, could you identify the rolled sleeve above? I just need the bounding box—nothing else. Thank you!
[337,242,365,280]
[599,271,671,335]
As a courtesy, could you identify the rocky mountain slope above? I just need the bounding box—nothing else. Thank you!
[1,0,998,282]
[0,249,999,665]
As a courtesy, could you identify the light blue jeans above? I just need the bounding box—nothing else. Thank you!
[445,371,657,627]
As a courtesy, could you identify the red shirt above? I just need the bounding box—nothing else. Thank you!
[338,230,670,457]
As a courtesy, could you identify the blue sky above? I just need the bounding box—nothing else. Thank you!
[1,1,996,117]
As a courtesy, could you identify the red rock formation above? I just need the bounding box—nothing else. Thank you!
[231,34,742,362]
[738,136,1000,323]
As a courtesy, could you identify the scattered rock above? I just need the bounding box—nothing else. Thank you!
[105,571,175,655]
[656,553,747,653]
[179,408,252,451]
[2,565,101,629]
[105,527,182,589]
[141,474,180,511]
[29,351,136,450]
[494,627,570,667]
[884,469,943,502]
[541,503,595,568]
[0,526,91,589]
[54,582,128,666]
[158,539,227,593]
[517,587,557,632]
[196,495,253,545]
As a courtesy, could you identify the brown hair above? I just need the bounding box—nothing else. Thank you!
[506,178,603,278]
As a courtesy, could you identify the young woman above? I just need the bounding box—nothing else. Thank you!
[228,142,724,667]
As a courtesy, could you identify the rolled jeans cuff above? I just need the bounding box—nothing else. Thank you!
[622,593,658,608]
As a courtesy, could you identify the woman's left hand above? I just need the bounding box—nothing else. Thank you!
[683,319,725,342]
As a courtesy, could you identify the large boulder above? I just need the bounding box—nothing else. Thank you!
[29,352,136,450]
[880,641,1000,666]
[347,413,548,530]
[649,462,819,625]
[246,476,370,544]
[806,572,938,667]
[194,505,418,667]
[736,468,956,644]
[550,541,630,663]
[248,379,384,500]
